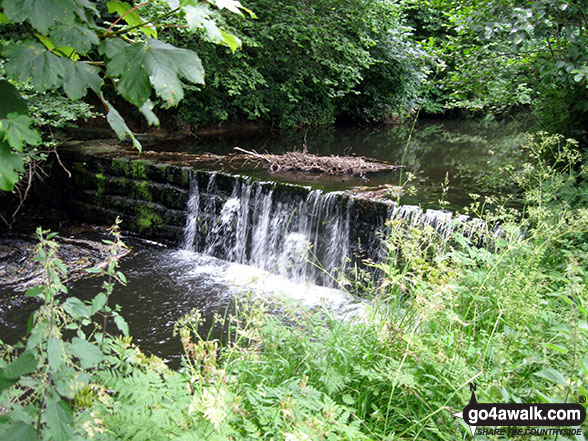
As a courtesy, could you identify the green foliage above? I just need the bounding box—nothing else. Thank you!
[172,0,430,128]
[0,0,249,191]
[0,220,129,440]
[412,0,588,146]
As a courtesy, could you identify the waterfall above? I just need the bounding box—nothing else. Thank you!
[181,174,354,287]
[181,172,492,288]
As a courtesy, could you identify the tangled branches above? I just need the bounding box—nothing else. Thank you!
[233,147,400,176]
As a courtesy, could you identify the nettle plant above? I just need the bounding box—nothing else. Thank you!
[0,219,129,440]
[0,0,254,192]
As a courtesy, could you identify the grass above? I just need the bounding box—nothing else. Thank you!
[1,133,587,440]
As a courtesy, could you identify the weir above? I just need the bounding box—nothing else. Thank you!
[46,144,491,289]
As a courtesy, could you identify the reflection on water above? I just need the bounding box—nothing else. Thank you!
[153,118,528,210]
[0,240,363,365]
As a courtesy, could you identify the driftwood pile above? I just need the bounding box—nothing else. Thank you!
[233,147,400,176]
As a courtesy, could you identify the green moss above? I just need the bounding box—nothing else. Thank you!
[136,205,164,233]
[131,161,148,180]
[95,173,106,196]
[133,180,152,202]
[181,167,190,187]
[112,158,130,176]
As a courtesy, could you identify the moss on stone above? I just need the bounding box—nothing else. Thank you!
[136,205,164,234]
[131,160,148,180]
[112,158,130,176]
[95,172,106,197]
[133,180,152,202]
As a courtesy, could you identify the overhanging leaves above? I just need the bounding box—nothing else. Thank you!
[0,141,25,191]
[0,80,28,118]
[0,113,42,150]
[106,1,157,38]
[2,0,78,34]
[104,99,142,151]
[3,41,66,92]
[106,44,151,106]
[50,24,99,55]
[140,100,160,126]
[62,60,102,100]
[107,39,204,108]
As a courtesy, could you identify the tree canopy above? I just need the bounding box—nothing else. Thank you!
[0,0,252,192]
[1,0,587,194]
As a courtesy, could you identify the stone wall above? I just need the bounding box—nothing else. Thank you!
[46,144,392,250]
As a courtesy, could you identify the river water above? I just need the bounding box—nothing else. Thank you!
[0,118,528,363]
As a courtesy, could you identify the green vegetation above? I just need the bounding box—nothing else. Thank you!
[0,0,587,439]
[0,0,251,193]
[169,0,429,128]
[2,133,587,440]
[2,0,588,198]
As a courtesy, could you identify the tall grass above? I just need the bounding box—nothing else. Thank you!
[1,133,587,440]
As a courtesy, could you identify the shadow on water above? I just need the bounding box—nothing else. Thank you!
[153,118,529,210]
[0,239,362,367]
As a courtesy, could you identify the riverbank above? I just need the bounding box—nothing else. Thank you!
[1,132,586,440]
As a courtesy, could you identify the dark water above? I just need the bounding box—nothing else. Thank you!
[0,240,362,365]
[154,118,528,210]
[0,118,528,362]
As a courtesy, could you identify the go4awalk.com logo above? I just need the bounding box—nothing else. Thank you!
[453,383,586,438]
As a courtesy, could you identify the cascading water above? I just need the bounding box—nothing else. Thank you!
[181,174,354,287]
[181,171,493,289]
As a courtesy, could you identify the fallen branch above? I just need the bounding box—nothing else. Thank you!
[232,147,400,176]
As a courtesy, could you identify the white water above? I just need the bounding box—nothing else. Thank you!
[178,172,492,314]
[182,175,355,287]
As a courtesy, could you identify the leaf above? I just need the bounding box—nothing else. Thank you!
[0,80,29,118]
[220,30,241,53]
[543,343,568,354]
[3,0,77,34]
[106,1,156,38]
[144,39,204,107]
[342,393,354,405]
[213,0,245,14]
[139,100,160,126]
[54,365,90,399]
[114,313,129,336]
[3,41,66,91]
[1,423,36,441]
[48,338,64,371]
[99,38,130,58]
[50,24,99,55]
[105,101,142,151]
[106,43,151,106]
[581,358,588,377]
[91,292,107,314]
[85,267,103,274]
[70,337,104,369]
[0,140,25,192]
[34,33,79,61]
[45,394,74,441]
[534,367,567,386]
[0,113,42,150]
[0,351,37,383]
[62,60,102,100]
[62,297,91,320]
[106,39,204,108]
[25,286,44,298]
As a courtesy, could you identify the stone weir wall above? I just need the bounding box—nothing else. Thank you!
[45,144,392,254]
